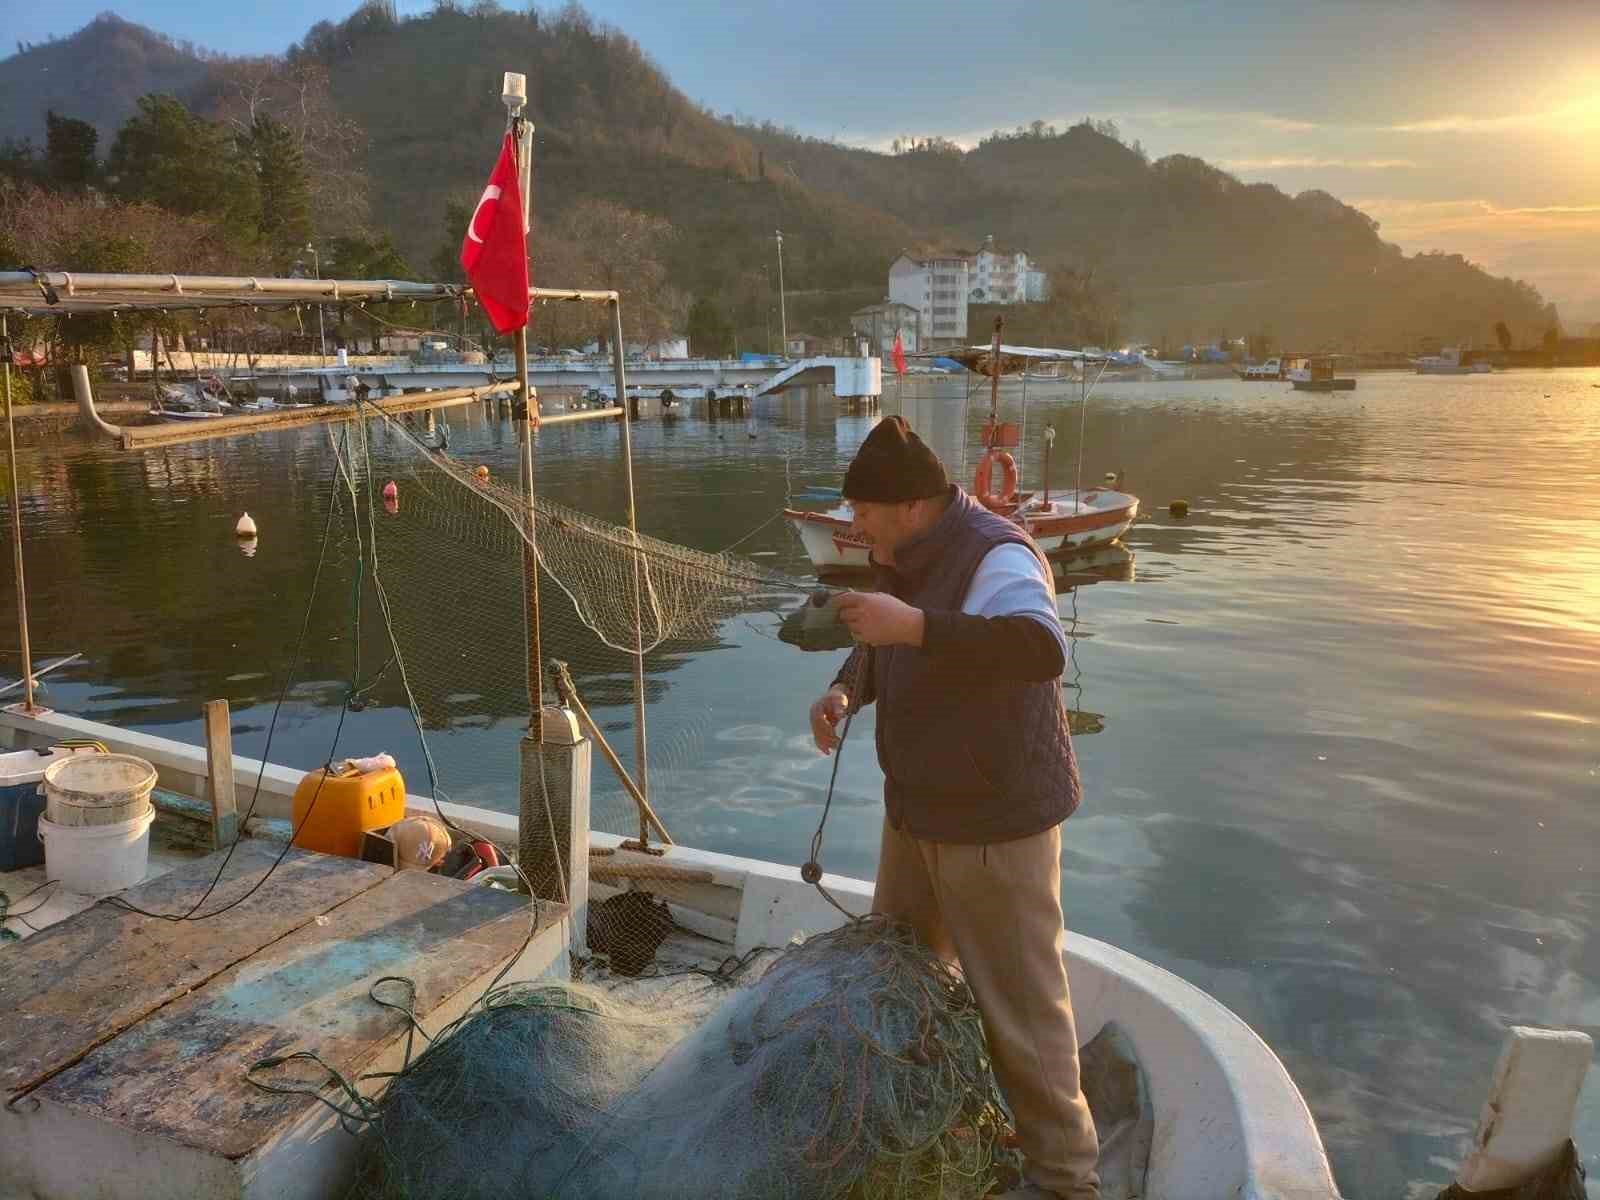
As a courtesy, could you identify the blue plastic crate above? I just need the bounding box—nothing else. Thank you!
[0,748,71,871]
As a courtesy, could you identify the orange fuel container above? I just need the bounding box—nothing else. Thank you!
[290,764,407,859]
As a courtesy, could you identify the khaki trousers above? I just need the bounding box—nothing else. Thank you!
[872,818,1100,1200]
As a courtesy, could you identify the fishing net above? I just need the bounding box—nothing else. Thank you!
[343,917,1014,1200]
[325,401,824,977]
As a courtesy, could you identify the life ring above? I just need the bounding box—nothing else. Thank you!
[974,448,1019,509]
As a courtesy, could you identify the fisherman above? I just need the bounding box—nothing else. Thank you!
[808,415,1099,1200]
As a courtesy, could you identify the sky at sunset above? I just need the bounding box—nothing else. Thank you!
[10,0,1598,324]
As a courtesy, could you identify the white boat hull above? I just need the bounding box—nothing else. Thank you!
[785,489,1139,573]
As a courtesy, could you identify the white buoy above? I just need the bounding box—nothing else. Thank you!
[235,513,257,537]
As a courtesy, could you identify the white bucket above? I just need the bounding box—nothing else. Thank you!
[38,808,157,896]
[43,753,157,828]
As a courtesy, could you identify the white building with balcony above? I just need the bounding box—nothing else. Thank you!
[888,253,970,347]
[969,235,1046,305]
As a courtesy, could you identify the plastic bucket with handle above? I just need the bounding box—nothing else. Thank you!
[42,753,156,828]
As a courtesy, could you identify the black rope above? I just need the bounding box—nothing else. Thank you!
[803,643,872,921]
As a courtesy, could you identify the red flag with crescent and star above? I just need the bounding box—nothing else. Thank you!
[891,330,907,375]
[459,131,529,333]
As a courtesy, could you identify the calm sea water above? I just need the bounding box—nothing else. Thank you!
[4,368,1600,1197]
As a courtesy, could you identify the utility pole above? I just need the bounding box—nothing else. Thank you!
[775,229,787,358]
[305,242,326,365]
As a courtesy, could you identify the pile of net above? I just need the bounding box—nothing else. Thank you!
[345,917,1015,1200]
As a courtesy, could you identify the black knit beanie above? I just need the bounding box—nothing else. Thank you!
[841,415,949,502]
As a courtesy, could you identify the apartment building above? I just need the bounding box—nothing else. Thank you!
[888,253,970,347]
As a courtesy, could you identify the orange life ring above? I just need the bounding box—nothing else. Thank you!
[974,448,1019,509]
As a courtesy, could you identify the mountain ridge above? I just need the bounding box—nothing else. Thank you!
[0,7,1560,348]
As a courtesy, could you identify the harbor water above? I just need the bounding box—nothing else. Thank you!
[3,368,1600,1196]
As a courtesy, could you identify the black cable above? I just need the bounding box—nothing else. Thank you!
[105,436,355,921]
[803,646,871,921]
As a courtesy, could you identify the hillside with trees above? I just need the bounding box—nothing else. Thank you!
[0,4,1562,357]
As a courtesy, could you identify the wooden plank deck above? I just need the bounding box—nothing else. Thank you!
[1,844,568,1200]
[35,869,542,1159]
[0,844,390,1099]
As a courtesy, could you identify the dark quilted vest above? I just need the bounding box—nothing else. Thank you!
[868,487,1081,843]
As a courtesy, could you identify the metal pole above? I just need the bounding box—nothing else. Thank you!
[308,244,327,365]
[988,314,1002,433]
[775,229,787,357]
[2,314,37,714]
[611,299,650,844]
[505,74,542,743]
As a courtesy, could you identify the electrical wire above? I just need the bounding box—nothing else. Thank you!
[104,441,355,921]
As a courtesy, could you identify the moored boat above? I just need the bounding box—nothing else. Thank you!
[1237,357,1284,381]
[1414,346,1492,374]
[784,485,1139,573]
[1288,356,1357,391]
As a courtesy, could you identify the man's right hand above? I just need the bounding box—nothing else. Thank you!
[809,686,850,755]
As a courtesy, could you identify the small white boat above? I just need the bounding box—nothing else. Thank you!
[150,380,233,421]
[1415,347,1492,374]
[1236,357,1283,381]
[784,487,1139,573]
[1140,353,1193,379]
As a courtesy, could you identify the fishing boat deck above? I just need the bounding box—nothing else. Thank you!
[0,831,569,1200]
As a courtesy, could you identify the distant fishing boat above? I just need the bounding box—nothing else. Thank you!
[1414,347,1492,374]
[1236,357,1284,381]
[1288,356,1357,392]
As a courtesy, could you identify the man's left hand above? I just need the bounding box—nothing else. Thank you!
[835,592,925,647]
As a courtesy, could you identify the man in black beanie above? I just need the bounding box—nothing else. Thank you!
[809,415,1099,1200]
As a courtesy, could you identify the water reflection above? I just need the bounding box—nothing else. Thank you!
[6,370,1600,1196]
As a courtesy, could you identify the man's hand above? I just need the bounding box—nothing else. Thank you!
[835,591,925,648]
[809,686,850,755]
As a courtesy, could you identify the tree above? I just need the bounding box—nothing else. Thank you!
[204,59,371,237]
[555,199,685,349]
[247,114,313,270]
[0,138,39,186]
[107,95,260,239]
[686,296,733,358]
[1542,325,1561,353]
[1493,320,1512,352]
[44,111,98,191]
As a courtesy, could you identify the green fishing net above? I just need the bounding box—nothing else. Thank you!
[344,917,1014,1200]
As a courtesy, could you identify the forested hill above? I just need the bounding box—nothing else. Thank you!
[0,15,213,145]
[0,5,1560,350]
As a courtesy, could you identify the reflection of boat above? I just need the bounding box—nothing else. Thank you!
[1414,347,1492,375]
[1288,357,1357,392]
[1236,357,1283,381]
[1053,542,1135,587]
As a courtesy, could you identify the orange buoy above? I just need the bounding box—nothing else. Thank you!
[235,512,257,537]
[475,465,491,482]
[382,480,398,500]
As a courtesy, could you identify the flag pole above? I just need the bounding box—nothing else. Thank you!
[503,72,542,744]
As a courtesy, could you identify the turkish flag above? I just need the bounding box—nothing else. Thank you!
[891,330,907,375]
[459,132,529,333]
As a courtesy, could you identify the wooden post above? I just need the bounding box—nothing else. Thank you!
[203,700,238,849]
